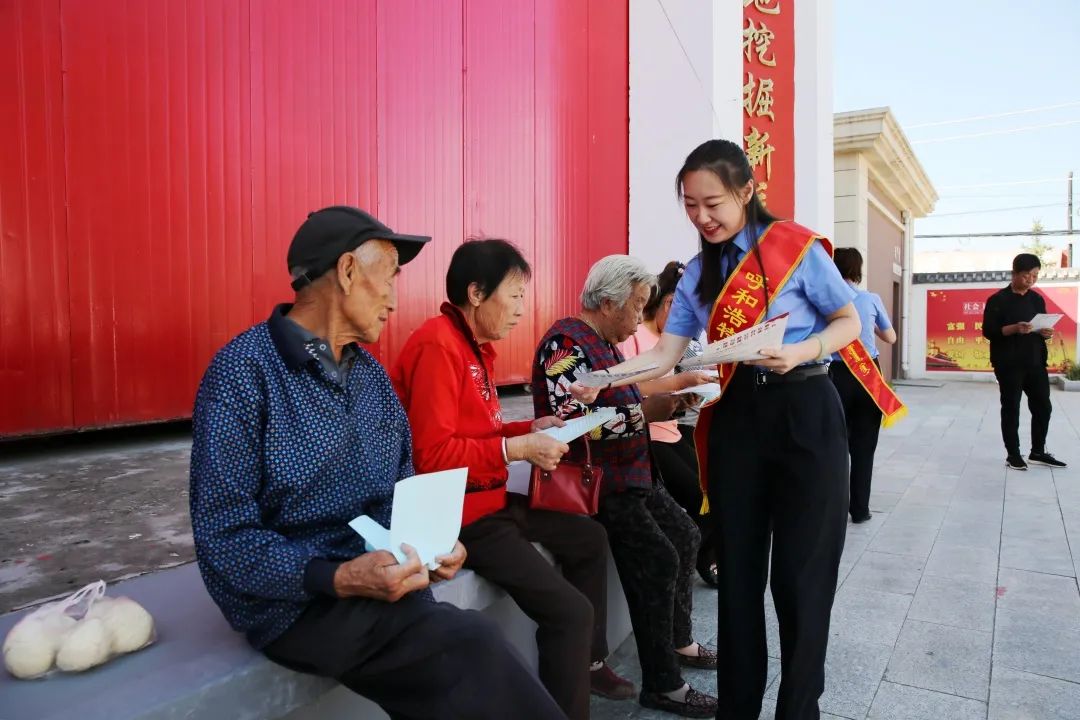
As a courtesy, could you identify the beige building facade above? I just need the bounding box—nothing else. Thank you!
[834,108,938,379]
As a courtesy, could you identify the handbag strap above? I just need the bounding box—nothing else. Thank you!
[580,434,593,466]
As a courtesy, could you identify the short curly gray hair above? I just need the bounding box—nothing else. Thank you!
[580,255,657,311]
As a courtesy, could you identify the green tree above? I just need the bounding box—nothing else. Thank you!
[1021,218,1057,268]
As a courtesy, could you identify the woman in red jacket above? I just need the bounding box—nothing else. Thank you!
[391,239,635,720]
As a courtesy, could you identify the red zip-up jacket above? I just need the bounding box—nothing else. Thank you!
[391,303,532,526]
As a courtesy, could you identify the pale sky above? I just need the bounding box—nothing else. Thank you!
[834,0,1080,255]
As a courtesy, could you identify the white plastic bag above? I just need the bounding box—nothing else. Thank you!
[3,580,155,680]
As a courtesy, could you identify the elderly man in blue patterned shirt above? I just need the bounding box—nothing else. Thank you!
[190,206,566,720]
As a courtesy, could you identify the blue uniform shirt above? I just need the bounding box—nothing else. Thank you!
[666,224,856,351]
[832,284,892,361]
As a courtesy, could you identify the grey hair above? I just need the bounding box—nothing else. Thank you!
[579,255,657,311]
[292,241,388,294]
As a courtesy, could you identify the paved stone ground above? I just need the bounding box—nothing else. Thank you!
[3,382,1079,719]
[591,381,1080,720]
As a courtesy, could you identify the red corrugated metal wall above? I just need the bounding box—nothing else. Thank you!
[0,0,628,436]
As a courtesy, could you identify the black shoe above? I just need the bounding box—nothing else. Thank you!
[1029,451,1067,468]
[675,644,717,669]
[695,554,719,588]
[852,512,872,524]
[1006,455,1029,471]
[639,687,718,718]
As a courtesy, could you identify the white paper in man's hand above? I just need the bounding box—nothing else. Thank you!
[349,467,467,570]
[1029,313,1063,331]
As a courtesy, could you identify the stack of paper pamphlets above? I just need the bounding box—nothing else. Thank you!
[349,467,467,570]
[1029,313,1063,331]
[679,314,789,368]
[538,408,616,444]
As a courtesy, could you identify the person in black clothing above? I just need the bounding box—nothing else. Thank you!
[982,253,1068,471]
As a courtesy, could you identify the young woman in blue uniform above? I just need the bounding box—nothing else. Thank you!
[578,139,861,720]
[829,248,897,524]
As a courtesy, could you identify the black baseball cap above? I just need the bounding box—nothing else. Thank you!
[286,206,431,290]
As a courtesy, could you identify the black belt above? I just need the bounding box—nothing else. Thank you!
[754,363,829,387]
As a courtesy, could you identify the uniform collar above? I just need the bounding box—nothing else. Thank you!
[731,223,757,255]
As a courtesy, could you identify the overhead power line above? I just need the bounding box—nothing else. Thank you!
[924,202,1066,218]
[915,229,1075,239]
[912,119,1080,145]
[907,101,1080,129]
[655,0,722,128]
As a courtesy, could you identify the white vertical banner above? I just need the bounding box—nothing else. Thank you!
[794,0,835,233]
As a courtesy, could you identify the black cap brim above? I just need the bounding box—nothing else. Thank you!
[382,232,431,265]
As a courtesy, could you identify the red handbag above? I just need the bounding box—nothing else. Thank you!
[529,436,603,515]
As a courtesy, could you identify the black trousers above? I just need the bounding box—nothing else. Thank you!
[830,360,882,520]
[993,364,1052,457]
[459,495,608,720]
[707,366,848,720]
[596,483,700,694]
[652,427,713,566]
[264,594,566,720]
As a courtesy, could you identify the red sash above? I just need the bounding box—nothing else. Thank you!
[692,221,906,513]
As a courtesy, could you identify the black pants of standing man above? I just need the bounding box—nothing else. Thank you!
[993,364,1052,457]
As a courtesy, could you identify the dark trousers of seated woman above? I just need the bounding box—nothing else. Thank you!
[596,482,700,694]
[458,494,608,720]
[264,594,566,720]
[707,365,848,720]
[651,426,714,570]
[830,359,883,520]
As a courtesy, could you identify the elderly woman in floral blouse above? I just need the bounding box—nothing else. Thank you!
[532,255,718,719]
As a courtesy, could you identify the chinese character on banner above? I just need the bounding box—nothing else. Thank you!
[743,0,793,217]
[744,272,765,291]
[743,73,776,121]
[743,20,777,67]
[744,0,781,15]
[744,127,774,180]
[723,306,749,328]
[733,288,760,307]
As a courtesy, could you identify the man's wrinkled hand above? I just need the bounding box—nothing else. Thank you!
[333,544,430,602]
[430,541,467,583]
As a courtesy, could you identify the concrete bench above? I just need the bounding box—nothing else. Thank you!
[0,467,632,720]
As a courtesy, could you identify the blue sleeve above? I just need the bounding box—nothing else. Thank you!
[665,258,706,339]
[799,242,857,316]
[189,364,320,604]
[873,293,893,331]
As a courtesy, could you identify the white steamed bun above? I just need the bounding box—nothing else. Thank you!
[55,618,111,672]
[87,596,154,653]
